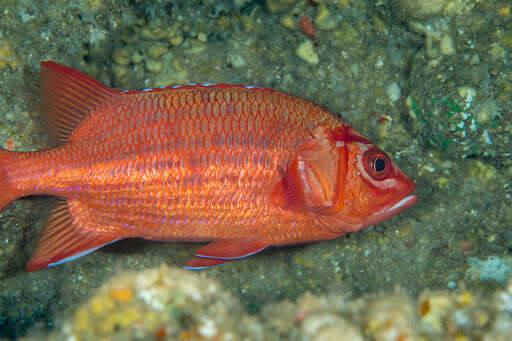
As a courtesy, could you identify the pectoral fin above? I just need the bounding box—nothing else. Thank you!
[183,257,234,270]
[194,239,267,259]
[183,240,267,270]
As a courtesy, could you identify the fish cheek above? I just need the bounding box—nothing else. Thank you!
[318,173,373,233]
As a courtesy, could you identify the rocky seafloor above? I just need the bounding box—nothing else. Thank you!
[0,0,510,338]
[21,264,512,340]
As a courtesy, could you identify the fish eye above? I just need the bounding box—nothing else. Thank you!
[364,150,391,180]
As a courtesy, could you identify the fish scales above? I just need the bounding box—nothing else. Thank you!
[0,62,416,271]
[6,88,335,243]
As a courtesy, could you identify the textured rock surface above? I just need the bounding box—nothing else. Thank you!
[22,264,512,340]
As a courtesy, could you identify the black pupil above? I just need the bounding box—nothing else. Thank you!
[374,158,386,173]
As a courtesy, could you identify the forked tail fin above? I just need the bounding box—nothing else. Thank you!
[0,149,21,211]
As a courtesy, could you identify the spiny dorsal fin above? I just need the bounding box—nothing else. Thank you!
[26,199,119,272]
[40,61,119,142]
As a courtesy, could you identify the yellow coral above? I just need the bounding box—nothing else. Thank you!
[457,292,474,307]
[498,5,511,17]
[88,0,103,10]
[0,41,16,68]
[74,307,91,332]
[453,334,470,341]
[88,295,115,314]
[109,287,134,302]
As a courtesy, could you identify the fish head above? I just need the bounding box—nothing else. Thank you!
[278,123,417,235]
[330,131,417,232]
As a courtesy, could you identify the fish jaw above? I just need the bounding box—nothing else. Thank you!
[360,167,417,227]
[311,183,417,235]
[363,192,417,227]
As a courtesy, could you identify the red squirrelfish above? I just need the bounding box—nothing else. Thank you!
[0,62,417,271]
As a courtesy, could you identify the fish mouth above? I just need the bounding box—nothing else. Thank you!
[376,176,418,219]
[315,191,417,234]
[364,191,417,227]
[385,194,418,216]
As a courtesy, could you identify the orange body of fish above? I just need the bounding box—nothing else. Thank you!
[0,62,417,271]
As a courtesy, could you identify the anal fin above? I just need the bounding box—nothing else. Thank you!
[26,199,119,272]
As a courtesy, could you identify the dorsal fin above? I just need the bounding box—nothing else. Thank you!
[26,199,119,272]
[40,61,119,142]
